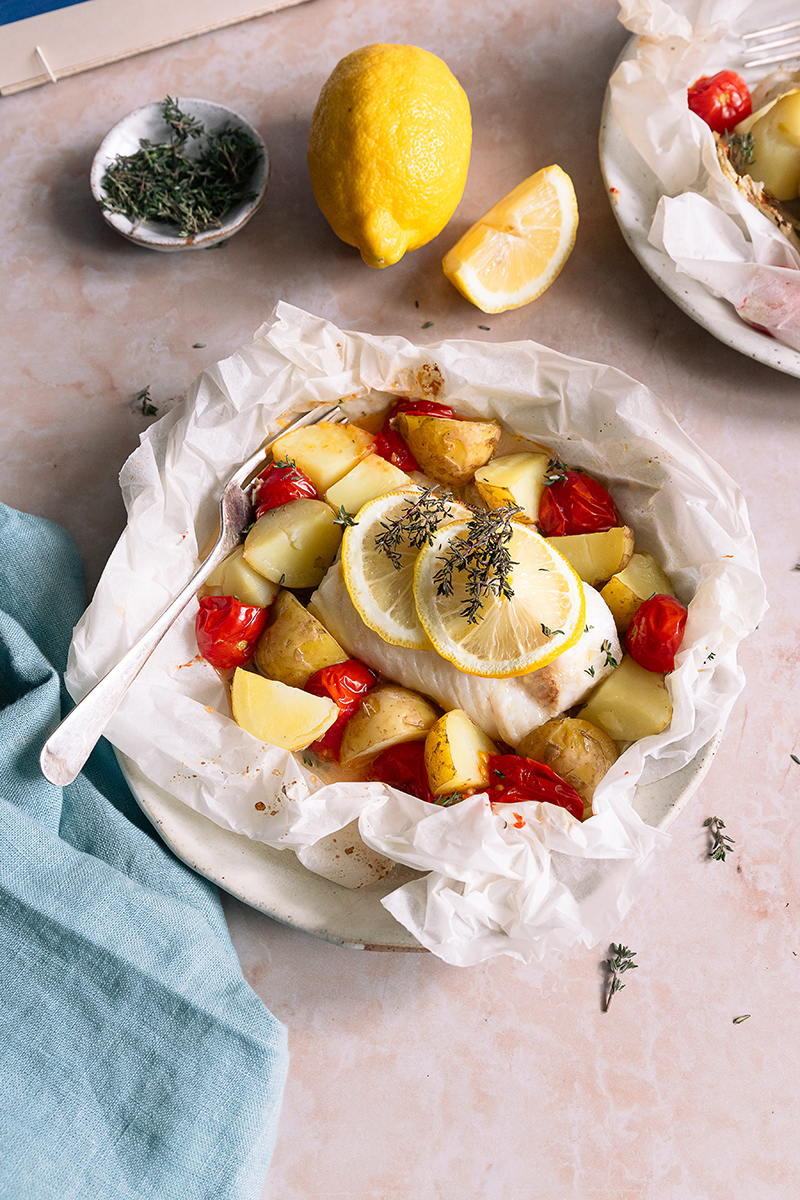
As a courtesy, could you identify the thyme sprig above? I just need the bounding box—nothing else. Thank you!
[543,458,569,486]
[433,503,520,625]
[373,488,452,570]
[135,385,157,416]
[704,816,735,861]
[604,944,638,1010]
[601,639,619,668]
[724,130,755,175]
[101,97,262,237]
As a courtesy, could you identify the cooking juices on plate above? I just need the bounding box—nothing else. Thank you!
[196,400,687,832]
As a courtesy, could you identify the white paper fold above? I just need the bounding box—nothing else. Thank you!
[67,303,766,964]
[610,0,800,349]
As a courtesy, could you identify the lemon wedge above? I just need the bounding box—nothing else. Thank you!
[412,518,585,678]
[341,489,469,649]
[442,165,578,313]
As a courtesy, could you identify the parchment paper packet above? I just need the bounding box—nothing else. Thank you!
[67,303,766,966]
[610,0,800,348]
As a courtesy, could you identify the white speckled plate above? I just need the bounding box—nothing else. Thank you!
[116,732,721,952]
[599,34,800,379]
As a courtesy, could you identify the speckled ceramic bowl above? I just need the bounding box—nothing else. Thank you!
[90,98,269,251]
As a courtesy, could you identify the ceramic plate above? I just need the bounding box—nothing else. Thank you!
[599,35,800,379]
[117,732,721,952]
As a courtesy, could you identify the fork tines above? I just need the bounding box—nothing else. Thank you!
[743,18,800,69]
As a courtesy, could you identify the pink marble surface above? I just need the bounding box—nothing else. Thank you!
[2,0,800,1196]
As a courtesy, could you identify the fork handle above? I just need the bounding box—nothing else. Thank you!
[39,529,235,787]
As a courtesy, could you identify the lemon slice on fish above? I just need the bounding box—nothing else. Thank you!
[413,518,585,677]
[341,488,469,649]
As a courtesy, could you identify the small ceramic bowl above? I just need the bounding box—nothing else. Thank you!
[90,98,269,251]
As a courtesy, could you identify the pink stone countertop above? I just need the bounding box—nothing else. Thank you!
[3,0,800,1196]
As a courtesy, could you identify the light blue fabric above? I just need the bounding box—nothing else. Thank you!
[0,503,289,1200]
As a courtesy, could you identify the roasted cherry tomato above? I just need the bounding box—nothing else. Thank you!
[369,740,433,804]
[373,426,420,471]
[626,593,688,673]
[253,459,317,518]
[392,399,457,419]
[538,469,617,537]
[487,754,583,821]
[195,595,269,670]
[304,659,377,760]
[687,70,751,134]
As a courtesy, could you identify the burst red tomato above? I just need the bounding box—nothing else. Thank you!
[369,740,433,804]
[392,399,457,419]
[626,593,688,673]
[373,426,419,471]
[304,659,377,760]
[538,469,617,537]
[687,70,751,134]
[487,754,583,821]
[195,595,269,670]
[253,459,317,518]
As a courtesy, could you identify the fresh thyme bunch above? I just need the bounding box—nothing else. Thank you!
[100,97,262,237]
[372,488,453,569]
[432,503,520,624]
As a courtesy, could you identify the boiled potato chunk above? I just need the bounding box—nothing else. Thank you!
[270,421,375,493]
[243,498,342,588]
[547,526,634,588]
[600,552,676,633]
[474,452,551,520]
[324,454,411,515]
[516,717,619,820]
[424,709,499,797]
[393,413,501,486]
[578,655,672,743]
[231,669,338,751]
[740,88,800,200]
[339,684,439,765]
[204,545,280,609]
[253,590,347,688]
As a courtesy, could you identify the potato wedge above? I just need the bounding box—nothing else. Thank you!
[473,452,551,521]
[578,655,672,742]
[547,526,634,588]
[600,552,676,633]
[244,498,342,588]
[253,590,347,688]
[424,709,499,797]
[203,545,281,609]
[324,454,411,515]
[270,421,375,493]
[516,716,619,820]
[393,413,501,486]
[339,684,439,765]
[231,669,338,751]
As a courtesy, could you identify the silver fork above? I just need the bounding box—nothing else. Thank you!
[743,19,800,69]
[40,402,347,787]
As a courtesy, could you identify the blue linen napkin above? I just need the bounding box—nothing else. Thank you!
[0,503,289,1200]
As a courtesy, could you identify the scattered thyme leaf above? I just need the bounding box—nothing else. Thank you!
[192,342,206,348]
[478,325,491,331]
[732,1014,751,1024]
[791,754,800,765]
[543,458,569,486]
[584,665,595,677]
[794,561,800,571]
[415,300,419,308]
[135,385,157,416]
[604,944,637,1011]
[433,504,520,625]
[601,639,619,668]
[706,652,716,662]
[333,505,357,528]
[422,321,434,329]
[436,791,463,807]
[704,816,735,861]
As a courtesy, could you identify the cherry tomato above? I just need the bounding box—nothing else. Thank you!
[392,399,457,419]
[687,71,751,134]
[538,469,617,537]
[626,594,688,673]
[369,741,433,804]
[253,459,317,518]
[195,595,269,670]
[487,754,583,821]
[304,659,377,760]
[373,426,420,471]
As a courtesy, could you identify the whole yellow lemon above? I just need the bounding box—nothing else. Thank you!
[308,44,472,268]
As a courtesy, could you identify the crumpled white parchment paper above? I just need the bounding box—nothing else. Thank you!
[610,0,800,349]
[67,303,766,965]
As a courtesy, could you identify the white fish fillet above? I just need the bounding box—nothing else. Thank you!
[309,563,621,746]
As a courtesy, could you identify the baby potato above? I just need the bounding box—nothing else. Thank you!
[740,88,800,200]
[600,552,676,633]
[424,709,499,797]
[339,685,439,766]
[547,526,634,588]
[473,452,551,521]
[253,590,348,688]
[244,498,342,588]
[203,545,280,609]
[270,420,375,493]
[393,413,501,486]
[578,655,672,743]
[231,669,338,751]
[516,717,619,820]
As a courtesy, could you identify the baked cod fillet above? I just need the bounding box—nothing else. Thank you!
[309,562,621,746]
